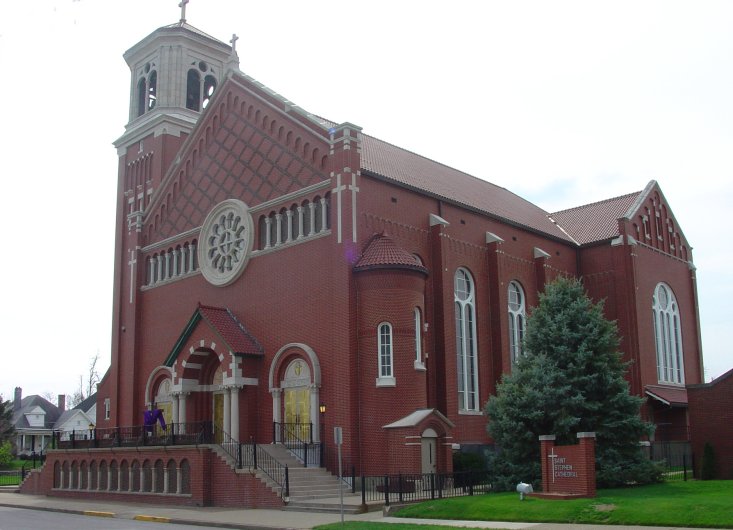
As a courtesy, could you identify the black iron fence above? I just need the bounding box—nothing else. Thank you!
[0,470,24,486]
[48,421,497,504]
[642,441,694,481]
[273,422,313,444]
[54,421,213,450]
[360,471,491,506]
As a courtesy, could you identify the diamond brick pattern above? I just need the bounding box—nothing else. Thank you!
[149,101,327,242]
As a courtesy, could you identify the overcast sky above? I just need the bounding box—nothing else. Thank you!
[1,1,731,403]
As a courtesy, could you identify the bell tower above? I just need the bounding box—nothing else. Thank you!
[115,2,238,149]
[106,3,239,427]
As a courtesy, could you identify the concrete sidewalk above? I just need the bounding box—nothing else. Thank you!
[0,490,711,530]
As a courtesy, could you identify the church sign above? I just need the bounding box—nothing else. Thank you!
[537,432,596,499]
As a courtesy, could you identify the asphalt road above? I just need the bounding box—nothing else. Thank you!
[0,506,216,530]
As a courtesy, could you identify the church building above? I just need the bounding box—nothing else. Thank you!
[23,7,704,505]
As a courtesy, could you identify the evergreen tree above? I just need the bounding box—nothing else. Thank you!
[0,396,14,445]
[486,276,659,489]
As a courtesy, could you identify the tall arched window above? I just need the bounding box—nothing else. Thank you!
[455,268,479,411]
[508,281,526,365]
[137,77,147,117]
[653,283,685,384]
[377,322,395,386]
[136,68,157,117]
[147,71,157,110]
[186,69,201,111]
[414,307,425,369]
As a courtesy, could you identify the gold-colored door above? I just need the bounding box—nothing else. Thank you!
[158,402,172,427]
[284,388,310,440]
[213,393,224,442]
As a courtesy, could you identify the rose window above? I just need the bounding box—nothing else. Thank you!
[198,199,253,286]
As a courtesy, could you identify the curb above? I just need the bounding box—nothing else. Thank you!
[84,510,116,518]
[135,514,171,523]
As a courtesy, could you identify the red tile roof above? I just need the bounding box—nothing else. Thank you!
[645,385,688,407]
[550,192,640,245]
[198,305,263,356]
[360,134,575,242]
[354,234,428,273]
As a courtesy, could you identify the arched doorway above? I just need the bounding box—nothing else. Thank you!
[282,359,311,441]
[269,343,322,444]
[421,428,438,474]
[153,379,173,425]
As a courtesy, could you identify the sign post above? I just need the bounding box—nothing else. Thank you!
[334,427,344,524]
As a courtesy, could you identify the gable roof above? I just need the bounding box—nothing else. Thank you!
[165,304,264,367]
[383,408,455,429]
[74,392,97,414]
[550,191,641,245]
[145,61,671,251]
[361,135,575,243]
[12,395,62,430]
[55,408,95,431]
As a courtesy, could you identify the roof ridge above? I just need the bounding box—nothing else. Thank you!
[552,190,641,216]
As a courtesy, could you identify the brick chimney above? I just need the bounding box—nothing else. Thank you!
[57,394,66,412]
[13,387,21,413]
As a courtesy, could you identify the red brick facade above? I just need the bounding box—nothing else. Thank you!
[20,446,282,508]
[57,15,708,507]
[688,369,733,479]
[538,433,597,498]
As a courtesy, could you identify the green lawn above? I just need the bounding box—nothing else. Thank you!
[315,481,733,529]
[4,459,42,470]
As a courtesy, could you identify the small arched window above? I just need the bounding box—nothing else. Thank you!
[314,196,323,233]
[258,216,268,249]
[202,75,217,109]
[652,283,685,384]
[377,322,395,386]
[508,281,526,365]
[455,268,479,411]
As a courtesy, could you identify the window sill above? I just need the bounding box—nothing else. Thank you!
[414,360,426,371]
[458,409,483,416]
[656,380,685,387]
[375,376,396,387]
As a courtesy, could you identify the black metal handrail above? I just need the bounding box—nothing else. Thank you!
[252,444,288,497]
[321,441,356,492]
[54,421,212,450]
[273,422,320,467]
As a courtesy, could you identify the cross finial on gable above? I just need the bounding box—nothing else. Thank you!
[179,0,189,24]
[230,34,239,53]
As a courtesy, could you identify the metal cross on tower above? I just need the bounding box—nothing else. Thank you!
[179,0,189,24]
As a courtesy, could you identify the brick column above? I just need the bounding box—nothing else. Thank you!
[577,432,596,497]
[539,434,556,493]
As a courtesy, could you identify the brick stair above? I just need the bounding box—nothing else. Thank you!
[211,443,364,513]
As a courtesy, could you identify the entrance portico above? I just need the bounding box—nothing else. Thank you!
[153,304,263,442]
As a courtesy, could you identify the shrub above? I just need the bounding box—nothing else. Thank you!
[701,442,716,480]
[0,441,13,469]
